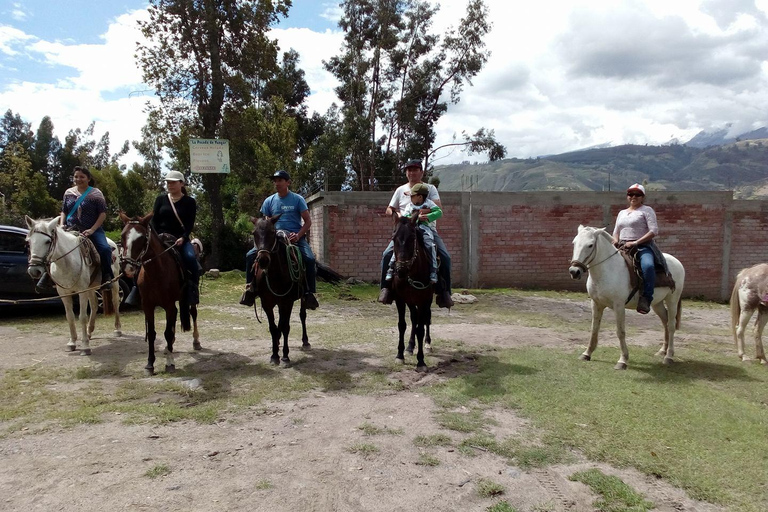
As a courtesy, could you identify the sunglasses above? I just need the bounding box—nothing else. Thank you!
[627,193,644,197]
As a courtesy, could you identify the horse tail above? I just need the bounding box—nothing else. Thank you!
[675,295,682,329]
[180,299,191,332]
[102,289,115,316]
[730,276,741,345]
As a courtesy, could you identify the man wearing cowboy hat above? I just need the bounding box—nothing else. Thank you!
[240,170,319,310]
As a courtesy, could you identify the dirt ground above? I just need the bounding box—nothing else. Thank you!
[0,295,732,512]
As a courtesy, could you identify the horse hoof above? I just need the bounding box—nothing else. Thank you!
[425,343,432,352]
[80,349,92,356]
[416,365,428,373]
[114,330,122,337]
[396,357,405,364]
[300,343,311,351]
[406,349,414,355]
[281,357,290,364]
[144,367,155,376]
[67,345,76,352]
[740,356,751,363]
[760,359,768,366]
[614,362,627,370]
[270,357,280,366]
[579,354,591,361]
[662,358,674,366]
[165,364,176,373]
[193,341,202,351]
[655,349,666,356]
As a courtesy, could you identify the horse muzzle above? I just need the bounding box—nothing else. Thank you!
[569,267,582,280]
[27,265,44,279]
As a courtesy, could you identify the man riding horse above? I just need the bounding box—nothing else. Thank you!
[379,159,453,309]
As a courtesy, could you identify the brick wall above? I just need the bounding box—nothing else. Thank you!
[308,190,764,301]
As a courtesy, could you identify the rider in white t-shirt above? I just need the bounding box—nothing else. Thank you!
[379,159,453,308]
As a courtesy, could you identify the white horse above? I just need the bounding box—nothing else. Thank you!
[568,225,685,370]
[730,263,768,364]
[25,216,122,354]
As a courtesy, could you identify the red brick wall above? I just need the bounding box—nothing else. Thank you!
[308,190,763,300]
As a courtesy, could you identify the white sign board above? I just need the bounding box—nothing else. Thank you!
[189,139,231,174]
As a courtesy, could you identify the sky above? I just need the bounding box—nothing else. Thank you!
[1,0,767,168]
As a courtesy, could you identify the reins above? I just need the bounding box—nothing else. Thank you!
[121,221,176,269]
[28,226,88,290]
[262,234,304,298]
[392,227,431,290]
[570,232,620,272]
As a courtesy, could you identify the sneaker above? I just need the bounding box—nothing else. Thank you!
[239,286,256,307]
[637,296,651,315]
[435,290,454,309]
[378,287,393,305]
[304,293,319,310]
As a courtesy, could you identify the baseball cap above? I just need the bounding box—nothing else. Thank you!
[270,170,291,180]
[627,183,646,195]
[164,171,185,183]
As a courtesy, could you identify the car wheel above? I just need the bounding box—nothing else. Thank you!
[95,280,128,312]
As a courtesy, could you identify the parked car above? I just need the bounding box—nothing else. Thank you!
[0,224,131,310]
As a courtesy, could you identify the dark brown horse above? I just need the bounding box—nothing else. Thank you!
[249,215,310,365]
[390,214,433,371]
[119,212,200,375]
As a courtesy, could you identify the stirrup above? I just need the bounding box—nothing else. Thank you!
[240,287,256,307]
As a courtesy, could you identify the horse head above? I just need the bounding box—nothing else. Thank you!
[252,214,281,270]
[24,216,60,279]
[119,211,153,279]
[569,225,611,280]
[392,213,421,279]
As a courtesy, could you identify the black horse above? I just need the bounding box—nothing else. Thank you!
[390,214,434,371]
[249,214,310,365]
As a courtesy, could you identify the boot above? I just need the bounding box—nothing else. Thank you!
[637,295,651,315]
[378,287,393,305]
[125,286,141,307]
[239,284,256,307]
[100,276,113,291]
[187,280,200,305]
[35,272,55,293]
[435,290,454,309]
[303,293,319,310]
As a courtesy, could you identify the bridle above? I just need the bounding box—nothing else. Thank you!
[570,232,619,272]
[120,221,157,269]
[392,225,431,290]
[27,226,86,289]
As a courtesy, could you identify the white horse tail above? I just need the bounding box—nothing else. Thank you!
[730,275,741,346]
[676,296,682,329]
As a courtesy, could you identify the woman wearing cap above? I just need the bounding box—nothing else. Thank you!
[151,171,200,304]
[56,166,114,290]
[612,183,658,314]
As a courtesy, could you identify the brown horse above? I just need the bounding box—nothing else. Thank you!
[119,212,200,374]
[390,214,433,371]
[249,215,310,365]
[731,263,768,364]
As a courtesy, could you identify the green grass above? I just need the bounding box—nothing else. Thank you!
[254,479,272,490]
[358,422,403,436]
[413,433,453,447]
[569,469,654,512]
[486,502,519,512]
[347,443,380,458]
[477,478,505,498]
[415,453,440,466]
[144,463,171,479]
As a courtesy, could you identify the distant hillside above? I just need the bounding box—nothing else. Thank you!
[432,139,768,198]
[685,125,768,148]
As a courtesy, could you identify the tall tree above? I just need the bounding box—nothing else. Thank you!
[136,0,292,268]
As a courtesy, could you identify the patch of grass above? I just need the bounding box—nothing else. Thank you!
[415,453,440,466]
[347,443,380,458]
[254,479,272,490]
[358,422,403,436]
[435,409,492,433]
[144,463,171,479]
[569,469,654,512]
[458,434,569,468]
[75,364,125,379]
[477,478,505,498]
[413,433,453,447]
[487,501,519,512]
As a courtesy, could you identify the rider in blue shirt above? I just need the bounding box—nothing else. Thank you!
[240,170,318,310]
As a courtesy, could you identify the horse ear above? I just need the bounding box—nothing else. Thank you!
[46,217,59,231]
[118,211,129,224]
[269,214,282,225]
[25,215,35,230]
[249,216,258,225]
[577,224,585,232]
[410,214,420,227]
[140,212,154,225]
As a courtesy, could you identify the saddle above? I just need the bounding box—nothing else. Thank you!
[64,227,103,286]
[617,245,675,303]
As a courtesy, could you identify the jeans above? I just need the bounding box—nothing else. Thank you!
[89,227,113,282]
[178,240,199,283]
[637,245,655,300]
[246,238,316,293]
[381,230,451,293]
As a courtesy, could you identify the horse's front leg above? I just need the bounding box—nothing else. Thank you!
[78,292,92,355]
[614,304,629,370]
[112,281,122,337]
[264,306,280,365]
[424,303,432,352]
[735,306,754,362]
[86,291,98,337]
[754,310,768,365]
[298,302,310,350]
[145,309,157,375]
[278,301,294,365]
[415,305,428,372]
[661,296,677,365]
[191,305,201,351]
[163,305,178,373]
[61,295,78,352]
[580,300,605,361]
[396,300,407,363]
[407,324,416,355]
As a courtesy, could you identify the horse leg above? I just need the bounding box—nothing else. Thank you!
[614,305,629,370]
[396,300,407,363]
[652,301,670,357]
[662,295,678,365]
[264,307,280,365]
[112,281,122,337]
[299,302,310,350]
[279,301,294,364]
[191,305,202,351]
[407,304,418,355]
[415,305,427,372]
[164,305,177,373]
[145,309,157,375]
[753,310,768,365]
[424,305,432,352]
[61,295,78,351]
[580,300,604,361]
[736,307,754,362]
[79,292,92,355]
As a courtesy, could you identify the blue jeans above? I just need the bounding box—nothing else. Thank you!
[381,230,451,293]
[637,245,655,300]
[178,240,199,282]
[89,227,113,282]
[246,238,316,293]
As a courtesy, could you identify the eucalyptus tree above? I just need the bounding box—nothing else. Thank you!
[136,0,292,267]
